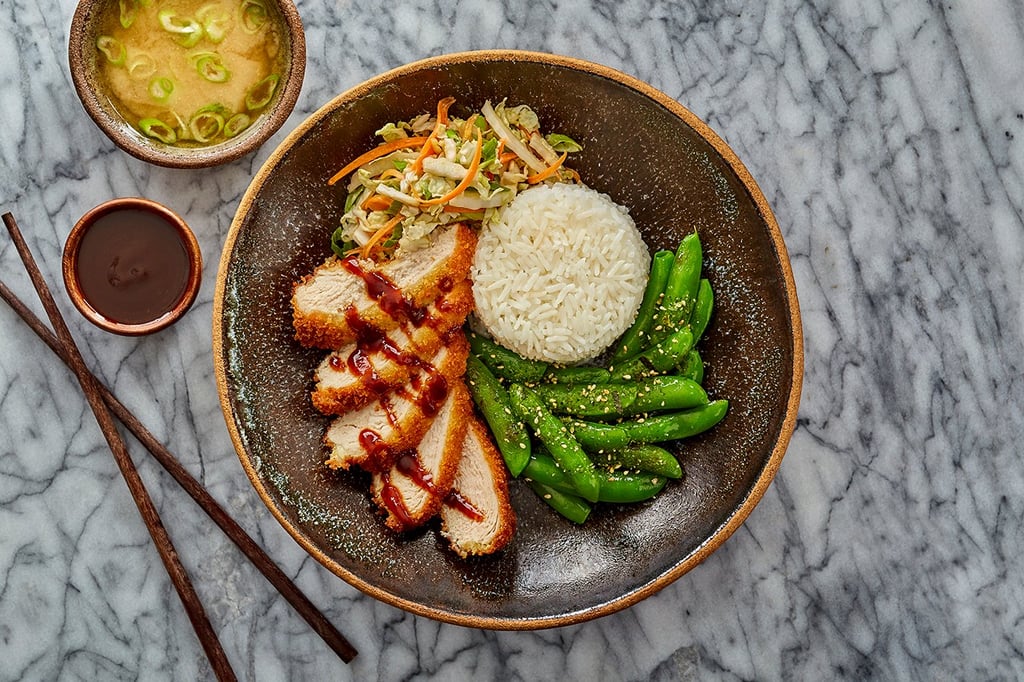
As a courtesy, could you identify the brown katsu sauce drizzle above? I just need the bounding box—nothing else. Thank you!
[341,256,427,326]
[379,472,415,527]
[444,489,484,521]
[379,452,436,526]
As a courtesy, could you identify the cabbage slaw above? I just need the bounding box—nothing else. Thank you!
[328,98,582,259]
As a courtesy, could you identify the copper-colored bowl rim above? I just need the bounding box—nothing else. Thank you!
[213,49,804,629]
[64,197,202,336]
[67,0,306,169]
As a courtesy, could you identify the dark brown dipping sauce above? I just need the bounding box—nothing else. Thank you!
[75,207,191,324]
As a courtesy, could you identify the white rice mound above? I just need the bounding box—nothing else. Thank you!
[471,183,650,364]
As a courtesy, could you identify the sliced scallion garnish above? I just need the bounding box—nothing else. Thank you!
[119,0,138,28]
[223,112,251,137]
[127,53,156,79]
[189,109,225,143]
[148,77,175,102]
[96,36,126,66]
[193,53,231,82]
[139,118,177,144]
[240,0,269,32]
[157,10,204,47]
[244,73,278,110]
[196,4,233,43]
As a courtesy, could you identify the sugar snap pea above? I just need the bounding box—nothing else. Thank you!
[565,399,729,449]
[678,349,704,385]
[609,249,675,363]
[596,471,668,503]
[609,327,694,380]
[532,375,707,418]
[526,480,591,524]
[648,232,702,346]
[465,354,531,476]
[468,331,548,383]
[588,444,683,479]
[689,278,714,343]
[508,384,600,502]
[543,365,612,385]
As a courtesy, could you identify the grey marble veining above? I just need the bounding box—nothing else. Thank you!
[2,0,1023,679]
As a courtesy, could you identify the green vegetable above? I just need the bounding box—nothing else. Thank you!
[678,349,704,385]
[194,53,230,82]
[240,0,269,32]
[147,77,174,102]
[188,109,225,143]
[508,384,600,502]
[565,400,729,449]
[588,444,683,479]
[157,10,203,47]
[543,366,611,385]
[138,118,176,144]
[119,0,138,28]
[689,278,714,343]
[245,74,279,110]
[196,4,232,43]
[610,249,674,362]
[521,448,576,495]
[610,327,694,380]
[468,332,548,383]
[330,226,354,258]
[465,354,531,477]
[595,471,667,503]
[224,112,251,138]
[392,159,408,171]
[343,187,364,214]
[532,375,707,418]
[545,133,583,153]
[649,232,702,346]
[527,480,591,524]
[96,36,126,66]
[127,53,156,79]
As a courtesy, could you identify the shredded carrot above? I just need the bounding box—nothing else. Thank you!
[361,194,393,212]
[526,152,568,184]
[411,97,456,174]
[327,136,430,186]
[420,128,482,207]
[378,168,405,181]
[498,151,518,165]
[460,114,478,139]
[360,213,404,259]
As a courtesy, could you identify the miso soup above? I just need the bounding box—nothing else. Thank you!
[94,0,289,147]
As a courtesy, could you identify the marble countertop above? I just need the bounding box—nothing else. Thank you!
[2,1,1022,679]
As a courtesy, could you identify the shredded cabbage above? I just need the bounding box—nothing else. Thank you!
[330,99,582,257]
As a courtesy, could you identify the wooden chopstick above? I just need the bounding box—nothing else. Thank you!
[0,215,358,664]
[0,280,360,664]
[2,212,238,681]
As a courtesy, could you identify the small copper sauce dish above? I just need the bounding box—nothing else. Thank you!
[63,198,202,335]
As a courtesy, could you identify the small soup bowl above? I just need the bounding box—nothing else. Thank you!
[68,0,305,168]
[63,197,203,335]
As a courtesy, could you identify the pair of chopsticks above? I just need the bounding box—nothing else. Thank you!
[1,213,357,679]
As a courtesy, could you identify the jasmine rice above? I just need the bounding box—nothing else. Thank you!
[471,183,650,364]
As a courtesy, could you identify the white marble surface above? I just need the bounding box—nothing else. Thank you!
[2,0,1023,679]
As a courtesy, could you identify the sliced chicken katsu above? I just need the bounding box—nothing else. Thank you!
[323,333,469,472]
[440,416,516,558]
[311,280,475,415]
[292,223,476,349]
[369,381,472,532]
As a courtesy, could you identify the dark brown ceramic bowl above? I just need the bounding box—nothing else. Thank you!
[213,51,803,628]
[64,197,202,335]
[68,0,305,168]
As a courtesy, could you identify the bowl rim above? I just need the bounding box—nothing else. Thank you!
[63,197,203,335]
[212,49,804,629]
[67,0,306,169]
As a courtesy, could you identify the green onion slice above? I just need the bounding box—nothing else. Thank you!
[148,77,174,102]
[193,53,230,82]
[119,0,138,28]
[157,10,204,47]
[244,74,279,110]
[189,109,225,143]
[127,53,156,79]
[196,4,233,43]
[139,118,177,144]
[96,36,126,66]
[223,113,251,138]
[240,0,269,32]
